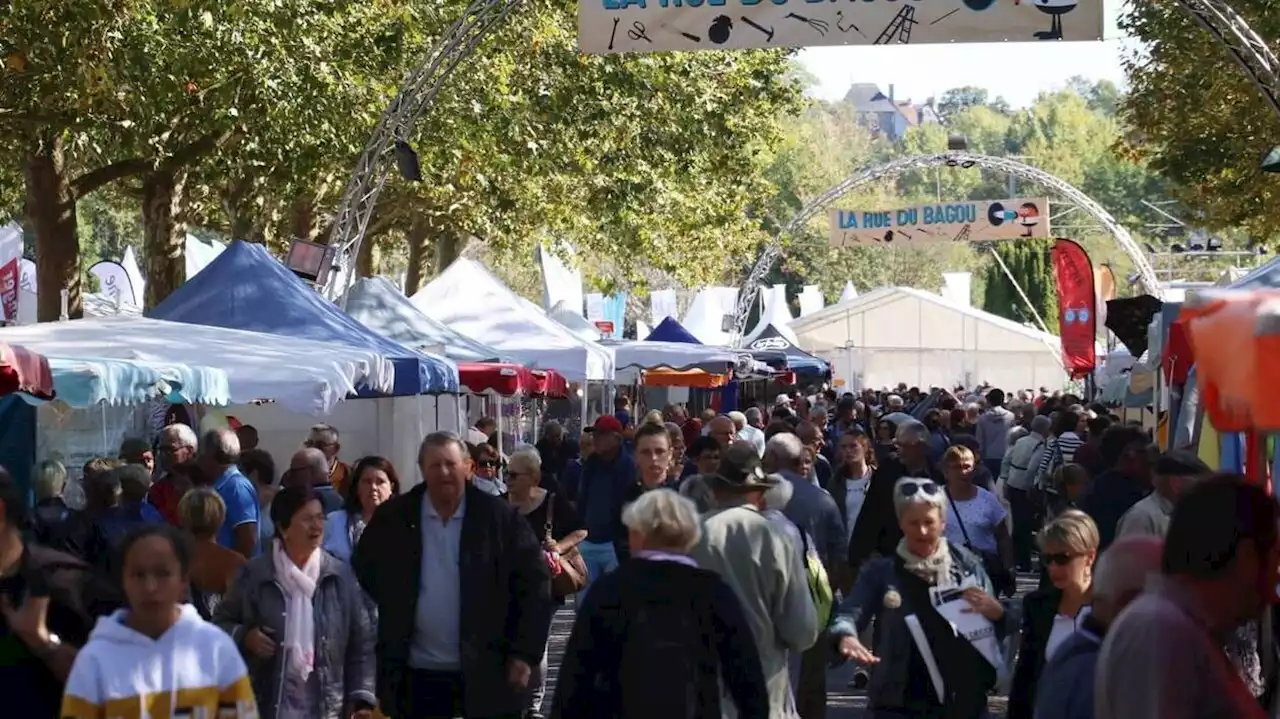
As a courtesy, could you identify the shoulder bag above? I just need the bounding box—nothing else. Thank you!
[944,487,1013,597]
[545,492,588,598]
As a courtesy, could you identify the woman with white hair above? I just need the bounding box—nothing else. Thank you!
[551,489,769,719]
[831,476,1009,718]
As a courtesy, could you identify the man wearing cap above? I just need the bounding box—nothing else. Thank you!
[573,415,636,603]
[691,443,820,718]
[1116,450,1210,539]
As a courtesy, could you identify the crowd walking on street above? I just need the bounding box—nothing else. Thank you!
[2,386,1280,718]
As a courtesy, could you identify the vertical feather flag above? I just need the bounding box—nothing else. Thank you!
[1050,238,1097,378]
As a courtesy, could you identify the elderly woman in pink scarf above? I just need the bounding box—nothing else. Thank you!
[216,486,377,719]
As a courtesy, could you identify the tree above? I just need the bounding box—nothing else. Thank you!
[981,240,1059,333]
[937,86,990,119]
[1119,1,1280,238]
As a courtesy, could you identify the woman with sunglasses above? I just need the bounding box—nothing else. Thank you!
[831,476,1010,718]
[470,442,507,497]
[1007,510,1098,719]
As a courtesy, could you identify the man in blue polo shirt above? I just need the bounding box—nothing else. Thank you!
[197,427,260,558]
[574,415,635,604]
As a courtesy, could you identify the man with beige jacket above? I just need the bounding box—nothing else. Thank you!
[691,442,821,718]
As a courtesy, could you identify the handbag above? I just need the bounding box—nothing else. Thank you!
[544,492,588,598]
[944,487,1014,597]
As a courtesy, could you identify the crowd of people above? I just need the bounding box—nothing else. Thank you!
[0,382,1277,719]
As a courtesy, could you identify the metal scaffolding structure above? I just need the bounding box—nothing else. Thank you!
[319,0,1280,315]
[730,152,1163,339]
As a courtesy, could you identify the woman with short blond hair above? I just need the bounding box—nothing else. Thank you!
[552,490,768,718]
[179,488,246,619]
[1007,510,1099,719]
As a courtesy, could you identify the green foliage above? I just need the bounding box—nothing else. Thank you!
[1119,1,1280,238]
[981,240,1059,333]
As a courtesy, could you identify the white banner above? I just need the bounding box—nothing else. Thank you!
[584,293,606,322]
[88,260,138,307]
[798,285,824,317]
[579,0,1104,55]
[650,289,678,325]
[121,246,147,306]
[0,222,21,322]
[537,243,585,315]
[941,272,973,308]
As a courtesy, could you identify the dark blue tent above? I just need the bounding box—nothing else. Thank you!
[746,324,830,378]
[150,240,458,395]
[645,317,702,344]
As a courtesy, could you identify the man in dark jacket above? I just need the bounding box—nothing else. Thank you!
[353,431,552,719]
[1035,535,1164,719]
[1078,426,1154,552]
[0,466,121,719]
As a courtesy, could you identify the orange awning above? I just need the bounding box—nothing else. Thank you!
[642,368,729,388]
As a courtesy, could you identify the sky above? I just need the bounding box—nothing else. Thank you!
[797,1,1138,108]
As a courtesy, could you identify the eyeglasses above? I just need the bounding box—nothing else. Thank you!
[898,480,940,498]
[477,460,499,469]
[1042,552,1079,566]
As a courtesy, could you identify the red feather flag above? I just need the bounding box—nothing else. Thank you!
[1051,238,1097,379]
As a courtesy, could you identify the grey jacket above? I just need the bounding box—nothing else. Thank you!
[214,549,377,719]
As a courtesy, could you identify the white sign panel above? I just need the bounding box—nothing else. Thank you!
[580,0,1103,55]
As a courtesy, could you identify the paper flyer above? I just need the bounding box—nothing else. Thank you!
[929,578,1003,670]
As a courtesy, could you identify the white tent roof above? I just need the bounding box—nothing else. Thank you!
[742,284,798,346]
[839,281,859,303]
[0,316,392,415]
[681,286,739,346]
[411,259,615,381]
[549,300,605,342]
[604,340,742,372]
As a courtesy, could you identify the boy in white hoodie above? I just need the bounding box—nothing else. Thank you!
[60,525,258,719]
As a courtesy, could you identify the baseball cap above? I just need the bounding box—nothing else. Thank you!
[775,393,793,406]
[592,415,624,434]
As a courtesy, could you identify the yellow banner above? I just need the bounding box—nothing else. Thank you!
[828,198,1050,248]
[579,0,1103,55]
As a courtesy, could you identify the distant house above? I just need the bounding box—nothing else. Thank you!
[843,83,940,141]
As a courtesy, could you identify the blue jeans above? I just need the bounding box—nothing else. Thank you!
[577,540,618,606]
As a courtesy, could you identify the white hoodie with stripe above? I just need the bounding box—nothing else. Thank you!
[61,603,258,719]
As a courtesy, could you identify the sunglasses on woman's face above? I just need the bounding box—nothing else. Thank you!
[1042,552,1078,566]
[898,480,940,498]
[477,460,499,469]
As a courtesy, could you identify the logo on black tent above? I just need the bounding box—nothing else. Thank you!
[750,337,791,351]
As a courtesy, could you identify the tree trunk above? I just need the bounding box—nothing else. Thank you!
[404,218,430,295]
[290,195,315,242]
[356,230,377,278]
[434,225,462,274]
[25,136,81,321]
[223,178,255,240]
[141,170,188,309]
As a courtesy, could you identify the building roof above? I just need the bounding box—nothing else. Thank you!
[790,286,1060,345]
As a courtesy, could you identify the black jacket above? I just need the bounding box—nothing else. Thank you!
[847,459,939,572]
[551,559,769,719]
[352,483,553,718]
[1008,587,1063,719]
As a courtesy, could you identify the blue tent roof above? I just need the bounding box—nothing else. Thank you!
[645,317,702,344]
[149,240,458,395]
[343,276,504,363]
[745,324,830,377]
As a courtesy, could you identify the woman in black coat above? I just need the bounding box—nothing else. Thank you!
[551,490,768,719]
[1008,511,1098,719]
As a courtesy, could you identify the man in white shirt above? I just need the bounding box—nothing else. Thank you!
[730,410,766,456]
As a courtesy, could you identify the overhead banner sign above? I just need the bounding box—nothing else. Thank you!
[827,198,1050,248]
[579,0,1102,55]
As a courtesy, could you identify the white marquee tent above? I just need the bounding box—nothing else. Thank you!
[681,286,739,346]
[412,259,615,382]
[790,286,1067,391]
[742,284,799,347]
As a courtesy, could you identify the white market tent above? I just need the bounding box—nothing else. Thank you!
[411,258,615,382]
[549,301,606,342]
[681,286,739,346]
[790,286,1067,391]
[0,316,392,415]
[742,284,799,347]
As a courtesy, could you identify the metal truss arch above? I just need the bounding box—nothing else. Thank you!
[732,152,1162,337]
[321,0,1280,306]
